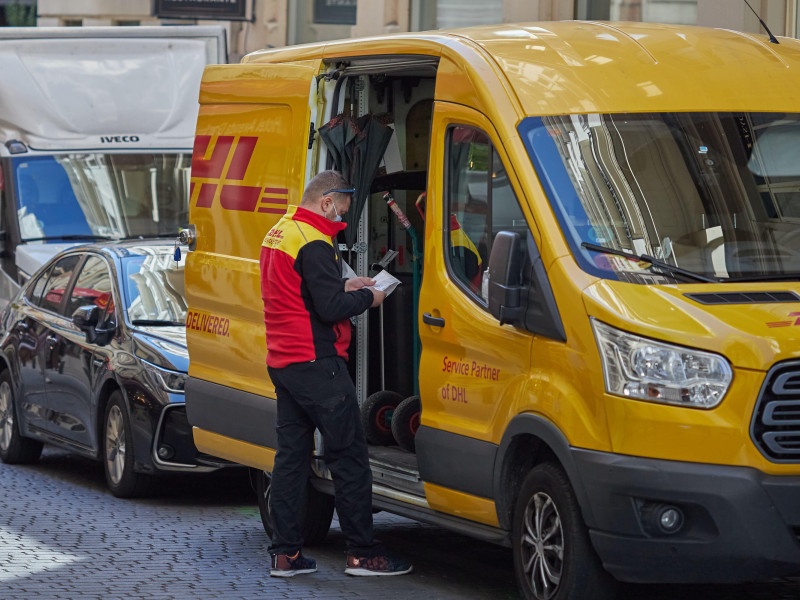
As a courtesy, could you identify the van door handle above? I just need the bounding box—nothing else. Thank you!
[422,313,445,327]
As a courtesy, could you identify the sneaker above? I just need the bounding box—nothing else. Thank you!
[344,553,413,576]
[270,551,317,577]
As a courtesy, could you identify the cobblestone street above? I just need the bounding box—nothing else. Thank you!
[1,448,799,599]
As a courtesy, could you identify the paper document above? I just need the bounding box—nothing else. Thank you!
[370,270,402,296]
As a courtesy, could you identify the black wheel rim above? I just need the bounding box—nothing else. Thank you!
[520,491,564,600]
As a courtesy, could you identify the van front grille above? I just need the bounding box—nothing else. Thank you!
[752,361,800,462]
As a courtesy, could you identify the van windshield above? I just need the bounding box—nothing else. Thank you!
[12,153,191,242]
[519,112,800,283]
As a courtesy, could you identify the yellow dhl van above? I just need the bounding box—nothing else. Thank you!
[183,20,800,599]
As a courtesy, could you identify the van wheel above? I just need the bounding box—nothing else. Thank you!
[391,395,421,453]
[361,390,403,446]
[0,371,43,464]
[255,469,334,546]
[103,392,152,498]
[512,463,617,600]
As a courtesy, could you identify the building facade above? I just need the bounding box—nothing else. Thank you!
[35,0,799,62]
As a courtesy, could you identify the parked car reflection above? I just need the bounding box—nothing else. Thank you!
[0,240,231,497]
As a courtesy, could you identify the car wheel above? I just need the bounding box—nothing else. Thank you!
[361,390,403,445]
[103,391,151,498]
[512,462,617,600]
[391,395,421,453]
[0,370,43,464]
[255,469,334,545]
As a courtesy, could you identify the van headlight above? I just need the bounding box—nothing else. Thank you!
[142,360,186,394]
[591,319,732,409]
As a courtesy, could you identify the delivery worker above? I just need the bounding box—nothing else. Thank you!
[259,170,413,578]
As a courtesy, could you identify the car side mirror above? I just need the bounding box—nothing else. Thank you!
[72,305,114,345]
[72,305,100,331]
[487,231,524,326]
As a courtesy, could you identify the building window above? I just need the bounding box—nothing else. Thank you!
[114,20,141,26]
[62,18,83,26]
[577,0,698,25]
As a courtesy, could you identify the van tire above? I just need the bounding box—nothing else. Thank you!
[255,469,335,546]
[0,370,43,465]
[512,462,617,600]
[391,395,421,453]
[361,391,403,446]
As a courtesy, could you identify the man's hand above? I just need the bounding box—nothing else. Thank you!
[369,287,387,307]
[345,276,375,292]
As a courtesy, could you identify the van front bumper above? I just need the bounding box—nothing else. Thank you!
[572,448,800,583]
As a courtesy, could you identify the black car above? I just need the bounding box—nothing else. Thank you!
[0,240,227,497]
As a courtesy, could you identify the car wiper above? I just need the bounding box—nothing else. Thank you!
[23,235,117,242]
[131,319,185,327]
[725,273,800,282]
[581,242,720,283]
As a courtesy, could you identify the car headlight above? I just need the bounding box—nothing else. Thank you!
[141,360,186,394]
[591,319,732,409]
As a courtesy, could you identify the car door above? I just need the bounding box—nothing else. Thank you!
[43,253,112,449]
[13,263,61,435]
[416,104,534,516]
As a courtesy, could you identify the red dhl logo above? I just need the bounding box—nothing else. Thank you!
[767,312,800,328]
[190,135,287,215]
[186,309,230,337]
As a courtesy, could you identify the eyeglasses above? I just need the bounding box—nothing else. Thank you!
[322,187,356,196]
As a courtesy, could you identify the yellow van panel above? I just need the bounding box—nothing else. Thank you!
[187,61,319,391]
[423,482,500,527]
[193,427,276,471]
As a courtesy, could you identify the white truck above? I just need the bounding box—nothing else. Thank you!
[0,25,227,303]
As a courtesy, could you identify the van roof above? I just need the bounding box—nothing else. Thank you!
[0,26,227,155]
[243,21,800,115]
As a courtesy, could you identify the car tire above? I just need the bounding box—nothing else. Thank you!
[361,390,403,446]
[103,391,152,498]
[255,469,334,546]
[0,370,43,464]
[512,462,617,600]
[391,395,421,453]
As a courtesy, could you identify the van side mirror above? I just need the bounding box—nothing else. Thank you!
[72,305,114,345]
[487,231,524,326]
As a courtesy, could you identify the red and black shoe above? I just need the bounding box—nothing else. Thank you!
[344,552,413,576]
[270,551,317,577]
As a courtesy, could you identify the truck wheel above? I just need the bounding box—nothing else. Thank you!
[512,462,617,600]
[103,392,152,498]
[0,370,43,464]
[361,390,403,446]
[391,395,421,453]
[255,469,335,546]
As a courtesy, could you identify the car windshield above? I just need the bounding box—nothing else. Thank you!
[122,249,186,325]
[13,153,191,242]
[519,112,800,283]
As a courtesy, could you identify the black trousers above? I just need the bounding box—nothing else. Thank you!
[267,356,382,557]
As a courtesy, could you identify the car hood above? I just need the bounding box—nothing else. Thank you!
[584,280,800,371]
[131,326,188,372]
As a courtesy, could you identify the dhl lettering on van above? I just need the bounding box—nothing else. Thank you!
[186,309,230,337]
[767,312,800,328]
[190,134,288,215]
[442,356,500,381]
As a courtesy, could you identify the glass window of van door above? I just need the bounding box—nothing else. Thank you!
[445,125,526,303]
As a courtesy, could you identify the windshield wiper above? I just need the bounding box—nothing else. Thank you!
[131,319,184,327]
[725,273,800,282]
[581,242,720,283]
[23,235,117,242]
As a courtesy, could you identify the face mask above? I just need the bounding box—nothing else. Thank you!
[328,201,342,222]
